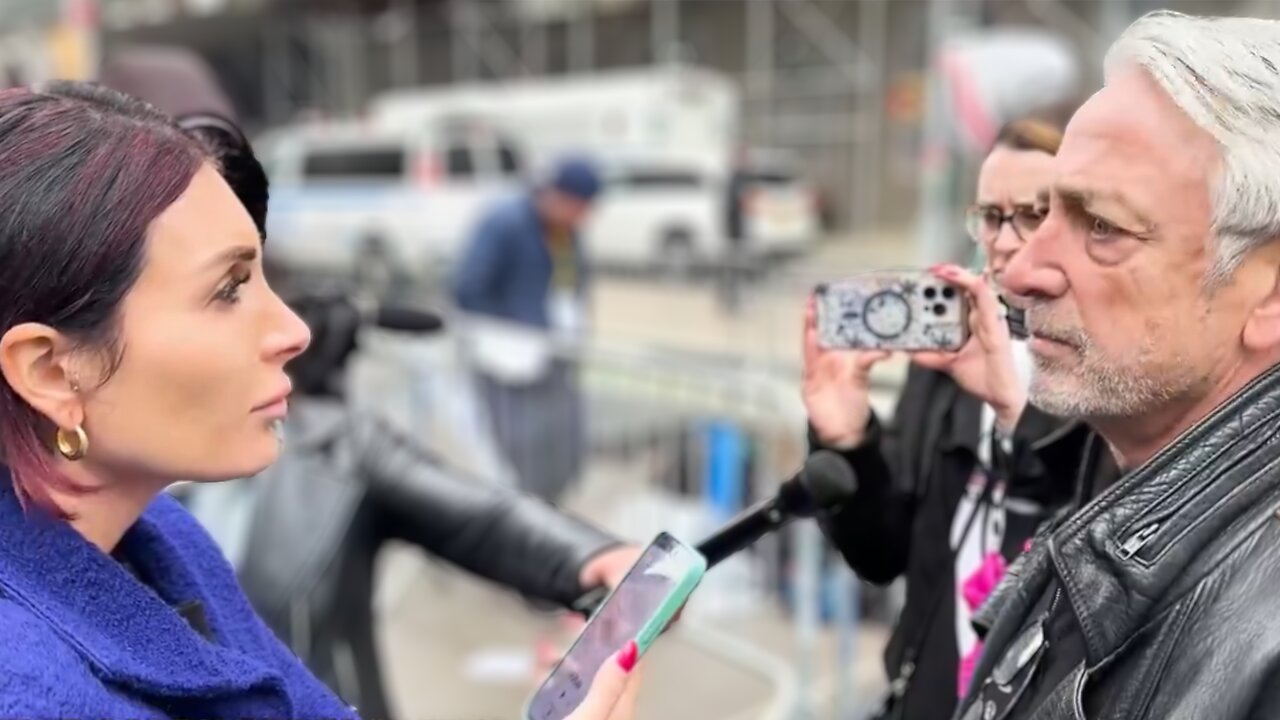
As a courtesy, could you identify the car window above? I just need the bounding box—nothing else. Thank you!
[445,145,475,178]
[739,170,796,186]
[611,170,702,188]
[302,147,405,180]
[497,141,522,176]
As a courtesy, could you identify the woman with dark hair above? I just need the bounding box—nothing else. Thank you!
[802,107,1116,720]
[0,82,639,718]
[165,107,641,720]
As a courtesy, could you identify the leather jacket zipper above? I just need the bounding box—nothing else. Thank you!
[1117,521,1162,560]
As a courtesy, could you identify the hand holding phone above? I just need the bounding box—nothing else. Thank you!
[906,265,1029,430]
[802,296,890,449]
[525,533,706,720]
[563,642,642,720]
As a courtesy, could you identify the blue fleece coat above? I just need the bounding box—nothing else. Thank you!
[0,469,359,719]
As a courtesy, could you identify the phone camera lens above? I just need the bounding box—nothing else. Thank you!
[933,303,947,317]
[942,286,957,299]
[923,287,937,299]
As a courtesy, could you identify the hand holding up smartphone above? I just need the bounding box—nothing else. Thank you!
[808,265,1028,432]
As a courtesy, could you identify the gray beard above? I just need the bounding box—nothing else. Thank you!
[1027,351,1201,420]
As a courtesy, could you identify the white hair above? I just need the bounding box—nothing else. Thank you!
[1106,11,1280,286]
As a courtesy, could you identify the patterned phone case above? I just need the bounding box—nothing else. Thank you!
[523,533,706,720]
[814,270,970,351]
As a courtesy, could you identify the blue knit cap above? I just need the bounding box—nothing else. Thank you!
[548,156,602,201]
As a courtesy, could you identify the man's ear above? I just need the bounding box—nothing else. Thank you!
[1242,261,1280,352]
[0,323,84,431]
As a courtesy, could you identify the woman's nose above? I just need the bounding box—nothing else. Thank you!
[263,292,311,364]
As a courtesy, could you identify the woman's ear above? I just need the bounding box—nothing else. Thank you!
[0,323,84,430]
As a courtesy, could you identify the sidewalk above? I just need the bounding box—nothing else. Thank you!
[371,452,891,720]
[374,533,891,720]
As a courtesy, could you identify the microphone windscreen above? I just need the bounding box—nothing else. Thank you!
[802,449,858,510]
[374,305,445,334]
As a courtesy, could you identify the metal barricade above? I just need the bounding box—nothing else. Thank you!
[347,266,909,719]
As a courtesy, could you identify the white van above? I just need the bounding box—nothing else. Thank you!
[256,119,524,287]
[584,153,819,271]
[370,66,739,174]
[369,70,818,271]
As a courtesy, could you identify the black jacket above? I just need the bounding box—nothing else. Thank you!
[958,364,1280,720]
[234,399,618,720]
[814,364,1112,720]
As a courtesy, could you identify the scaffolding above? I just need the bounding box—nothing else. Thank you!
[437,0,894,232]
[251,1,903,229]
[248,0,1272,233]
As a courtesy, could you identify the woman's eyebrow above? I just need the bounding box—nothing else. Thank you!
[201,245,257,271]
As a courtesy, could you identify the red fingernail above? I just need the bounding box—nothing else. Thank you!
[617,640,638,673]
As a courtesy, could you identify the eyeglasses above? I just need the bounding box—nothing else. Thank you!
[965,204,1047,245]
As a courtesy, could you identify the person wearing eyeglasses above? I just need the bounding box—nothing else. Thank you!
[801,107,1117,720]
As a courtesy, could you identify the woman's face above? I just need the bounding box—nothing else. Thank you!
[974,146,1056,289]
[75,164,310,484]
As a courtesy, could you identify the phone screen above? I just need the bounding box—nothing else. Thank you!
[526,533,698,720]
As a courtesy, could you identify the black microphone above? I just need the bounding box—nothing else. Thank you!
[571,449,857,617]
[372,304,445,333]
[286,293,445,397]
[696,449,856,568]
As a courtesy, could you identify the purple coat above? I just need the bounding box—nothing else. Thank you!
[0,470,360,718]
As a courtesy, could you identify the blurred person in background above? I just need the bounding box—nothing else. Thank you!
[451,158,601,504]
[802,106,1116,720]
[162,101,644,720]
[959,12,1280,719]
[719,153,752,314]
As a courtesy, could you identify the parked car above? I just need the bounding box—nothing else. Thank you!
[584,153,819,273]
[256,118,524,292]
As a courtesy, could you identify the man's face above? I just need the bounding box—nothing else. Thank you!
[1002,68,1258,422]
[542,190,594,232]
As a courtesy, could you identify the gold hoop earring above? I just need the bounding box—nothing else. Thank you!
[55,425,89,462]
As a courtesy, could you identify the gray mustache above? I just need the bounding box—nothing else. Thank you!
[1020,301,1090,348]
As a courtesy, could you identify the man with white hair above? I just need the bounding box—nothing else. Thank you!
[957,11,1280,720]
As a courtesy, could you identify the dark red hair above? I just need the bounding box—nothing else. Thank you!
[0,82,208,511]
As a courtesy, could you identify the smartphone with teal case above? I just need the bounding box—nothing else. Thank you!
[524,532,707,720]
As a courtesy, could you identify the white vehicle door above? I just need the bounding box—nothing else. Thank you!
[267,140,408,275]
[408,129,524,273]
[586,168,718,267]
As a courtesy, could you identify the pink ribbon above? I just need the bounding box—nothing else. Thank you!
[958,551,1008,696]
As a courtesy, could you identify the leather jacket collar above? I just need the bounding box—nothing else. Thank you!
[973,363,1280,677]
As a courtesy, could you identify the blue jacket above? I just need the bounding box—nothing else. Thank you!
[451,192,588,328]
[0,470,358,719]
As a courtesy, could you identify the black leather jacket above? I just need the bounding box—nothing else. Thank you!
[235,398,618,720]
[816,364,1108,720]
[959,364,1280,720]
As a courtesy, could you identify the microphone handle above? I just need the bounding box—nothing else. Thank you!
[571,497,791,618]
[696,496,790,569]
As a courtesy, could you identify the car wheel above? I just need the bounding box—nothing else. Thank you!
[354,235,394,300]
[659,228,697,278]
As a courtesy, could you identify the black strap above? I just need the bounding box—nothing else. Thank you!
[883,462,1000,713]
